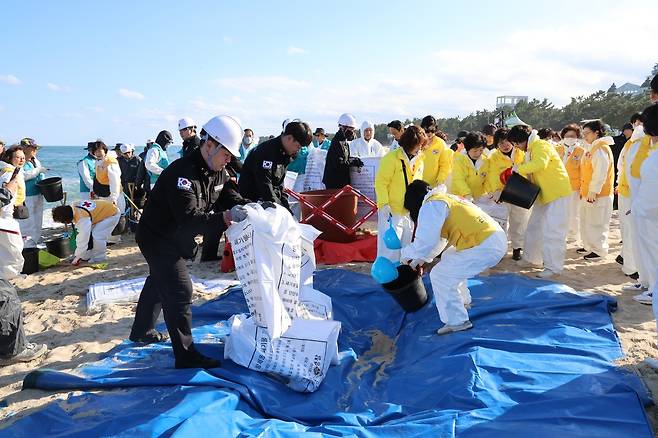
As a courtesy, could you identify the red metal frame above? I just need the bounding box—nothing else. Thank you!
[285,185,378,236]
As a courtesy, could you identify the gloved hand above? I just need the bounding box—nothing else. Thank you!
[378,204,391,219]
[402,258,424,269]
[490,190,502,203]
[586,191,597,203]
[350,157,364,167]
[260,201,277,210]
[229,205,249,223]
[90,191,96,199]
[500,167,513,185]
[71,257,82,266]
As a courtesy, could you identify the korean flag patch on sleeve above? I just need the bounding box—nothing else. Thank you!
[177,177,192,191]
[262,160,273,170]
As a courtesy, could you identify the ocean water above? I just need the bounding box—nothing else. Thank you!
[36,145,183,205]
[34,145,182,228]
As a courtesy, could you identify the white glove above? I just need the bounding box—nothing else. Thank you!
[402,258,424,269]
[71,257,82,266]
[586,191,597,203]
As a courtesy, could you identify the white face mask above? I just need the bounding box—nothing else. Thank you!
[563,138,578,147]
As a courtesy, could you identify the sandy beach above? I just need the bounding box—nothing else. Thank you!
[0,213,656,431]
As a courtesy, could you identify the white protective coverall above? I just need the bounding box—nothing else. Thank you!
[627,136,652,288]
[77,159,94,200]
[19,157,46,247]
[73,203,121,263]
[145,146,166,190]
[400,194,507,327]
[350,121,387,158]
[634,140,658,299]
[580,137,614,256]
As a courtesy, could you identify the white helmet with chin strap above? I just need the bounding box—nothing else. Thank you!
[201,115,243,157]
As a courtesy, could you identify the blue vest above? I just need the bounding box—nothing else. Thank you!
[78,154,96,193]
[23,160,45,196]
[313,139,331,150]
[149,144,170,184]
[287,146,309,174]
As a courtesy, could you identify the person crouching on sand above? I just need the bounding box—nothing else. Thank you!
[51,199,120,265]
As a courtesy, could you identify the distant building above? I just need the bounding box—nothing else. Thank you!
[496,95,528,109]
[616,82,644,96]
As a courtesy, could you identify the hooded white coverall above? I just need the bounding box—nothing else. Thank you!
[628,135,653,289]
[73,201,121,263]
[634,141,658,301]
[350,121,387,158]
[400,193,507,326]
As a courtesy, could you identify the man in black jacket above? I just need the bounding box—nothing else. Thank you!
[323,113,364,189]
[129,115,248,369]
[178,117,201,158]
[238,120,312,210]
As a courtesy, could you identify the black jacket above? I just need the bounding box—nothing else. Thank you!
[181,135,201,158]
[118,155,141,186]
[135,148,150,193]
[136,148,247,258]
[238,136,293,209]
[323,129,355,189]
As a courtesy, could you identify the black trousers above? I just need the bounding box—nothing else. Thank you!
[130,242,195,360]
[0,279,26,358]
[200,225,222,261]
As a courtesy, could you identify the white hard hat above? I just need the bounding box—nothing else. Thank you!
[202,115,243,157]
[119,143,135,154]
[338,113,357,128]
[178,117,196,131]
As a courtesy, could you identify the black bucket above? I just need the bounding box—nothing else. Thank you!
[21,248,39,275]
[382,265,428,312]
[36,177,64,202]
[499,172,540,209]
[46,236,72,258]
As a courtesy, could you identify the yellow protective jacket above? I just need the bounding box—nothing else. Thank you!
[426,192,499,251]
[449,150,486,199]
[617,139,634,197]
[422,136,452,187]
[579,139,614,198]
[375,148,424,215]
[516,139,571,205]
[481,148,525,194]
[72,199,119,225]
[630,135,656,179]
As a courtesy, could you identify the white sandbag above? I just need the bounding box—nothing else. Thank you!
[225,313,341,393]
[298,223,321,288]
[226,203,302,339]
[284,171,298,190]
[297,286,333,320]
[302,148,327,192]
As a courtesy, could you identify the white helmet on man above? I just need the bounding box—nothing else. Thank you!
[178,117,196,131]
[201,115,243,157]
[338,113,357,128]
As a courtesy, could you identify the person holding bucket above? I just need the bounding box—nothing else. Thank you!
[503,125,572,279]
[401,180,506,335]
[51,199,121,264]
[375,125,427,261]
[19,138,46,247]
[481,128,530,260]
[555,124,585,245]
[578,120,615,261]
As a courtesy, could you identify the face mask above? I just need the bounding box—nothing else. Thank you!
[343,128,356,141]
[563,138,577,147]
[243,136,253,146]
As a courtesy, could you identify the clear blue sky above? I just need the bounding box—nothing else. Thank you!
[1,0,655,145]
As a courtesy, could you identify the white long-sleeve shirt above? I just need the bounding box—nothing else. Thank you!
[349,137,387,158]
[107,162,122,203]
[400,200,448,263]
[77,160,94,191]
[23,157,44,182]
[145,147,165,176]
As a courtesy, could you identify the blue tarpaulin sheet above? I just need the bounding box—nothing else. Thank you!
[1,270,652,437]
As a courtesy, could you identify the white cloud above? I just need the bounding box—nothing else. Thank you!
[118,88,145,100]
[47,82,72,92]
[214,75,310,93]
[87,106,105,113]
[287,46,307,55]
[0,74,21,85]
